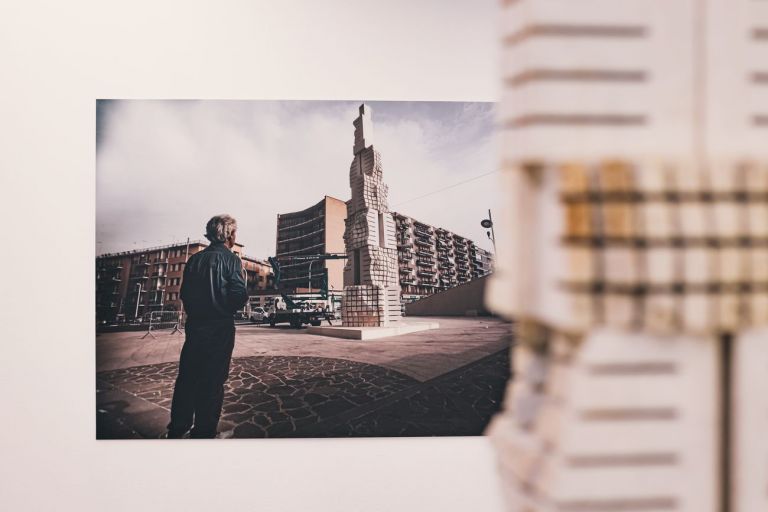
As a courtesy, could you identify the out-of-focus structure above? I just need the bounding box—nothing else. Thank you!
[341,104,403,327]
[487,1,768,511]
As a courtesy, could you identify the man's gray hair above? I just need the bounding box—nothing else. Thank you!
[205,214,238,243]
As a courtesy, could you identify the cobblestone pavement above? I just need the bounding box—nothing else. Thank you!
[97,348,510,439]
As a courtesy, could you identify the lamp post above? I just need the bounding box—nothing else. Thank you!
[481,209,497,254]
[308,259,317,294]
[134,282,143,320]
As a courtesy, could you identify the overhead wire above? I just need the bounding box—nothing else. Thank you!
[391,169,500,208]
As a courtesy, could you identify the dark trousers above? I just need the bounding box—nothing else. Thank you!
[167,319,235,438]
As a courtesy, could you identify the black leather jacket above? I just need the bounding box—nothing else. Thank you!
[180,242,248,322]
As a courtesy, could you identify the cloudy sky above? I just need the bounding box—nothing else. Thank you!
[96,100,498,257]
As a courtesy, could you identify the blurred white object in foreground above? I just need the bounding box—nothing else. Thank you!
[487,1,768,511]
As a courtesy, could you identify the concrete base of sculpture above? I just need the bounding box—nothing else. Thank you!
[307,321,439,340]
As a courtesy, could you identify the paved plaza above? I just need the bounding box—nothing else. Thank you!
[96,317,511,439]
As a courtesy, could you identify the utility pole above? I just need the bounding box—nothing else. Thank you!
[308,259,317,294]
[134,282,143,320]
[481,209,497,254]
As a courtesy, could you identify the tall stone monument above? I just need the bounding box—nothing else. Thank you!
[341,104,402,327]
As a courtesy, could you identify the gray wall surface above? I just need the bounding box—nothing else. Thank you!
[405,275,493,317]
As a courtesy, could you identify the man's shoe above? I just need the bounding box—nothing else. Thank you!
[163,430,189,439]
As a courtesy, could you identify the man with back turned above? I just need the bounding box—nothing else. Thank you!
[166,214,248,439]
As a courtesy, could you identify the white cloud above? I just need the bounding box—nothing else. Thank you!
[96,100,499,257]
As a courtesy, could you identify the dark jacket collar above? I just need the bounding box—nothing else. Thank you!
[206,241,231,252]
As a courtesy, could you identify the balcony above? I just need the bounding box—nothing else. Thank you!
[277,242,325,257]
[278,213,325,231]
[130,273,149,280]
[416,250,433,258]
[97,265,123,273]
[414,228,433,238]
[399,267,412,274]
[278,227,325,245]
[414,238,432,247]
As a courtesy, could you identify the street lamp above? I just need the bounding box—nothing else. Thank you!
[481,209,497,254]
[134,282,143,320]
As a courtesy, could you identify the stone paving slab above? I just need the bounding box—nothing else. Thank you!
[96,317,512,439]
[97,317,509,382]
[96,348,510,439]
[96,386,168,439]
[306,321,439,340]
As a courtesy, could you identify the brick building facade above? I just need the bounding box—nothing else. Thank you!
[96,240,273,323]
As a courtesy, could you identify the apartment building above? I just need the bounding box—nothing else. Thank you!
[274,196,347,294]
[394,212,493,302]
[96,240,273,323]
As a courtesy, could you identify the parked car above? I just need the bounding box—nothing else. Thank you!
[249,307,266,323]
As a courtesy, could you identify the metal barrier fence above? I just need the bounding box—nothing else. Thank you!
[140,310,184,339]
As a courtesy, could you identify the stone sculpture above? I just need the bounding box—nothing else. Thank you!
[341,104,402,327]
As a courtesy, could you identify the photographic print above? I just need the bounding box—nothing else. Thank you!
[96,99,508,439]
